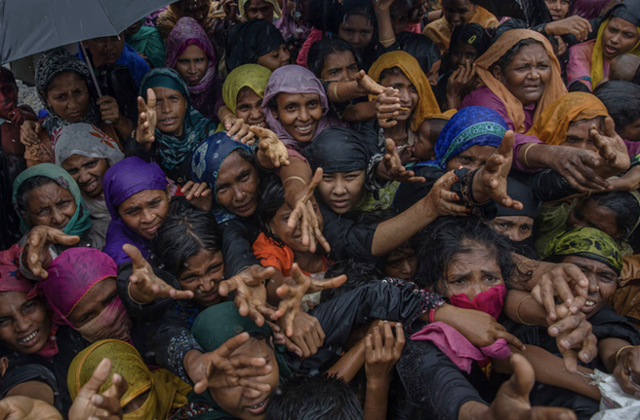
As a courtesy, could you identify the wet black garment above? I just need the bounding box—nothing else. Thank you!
[610,0,640,28]
[378,32,440,76]
[219,216,261,278]
[0,149,25,250]
[319,202,379,262]
[303,126,372,174]
[225,19,285,72]
[393,166,468,213]
[0,351,60,411]
[95,64,139,124]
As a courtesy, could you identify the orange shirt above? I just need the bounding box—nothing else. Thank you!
[252,232,330,276]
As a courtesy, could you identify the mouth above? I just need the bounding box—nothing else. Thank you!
[234,200,255,214]
[331,199,350,209]
[523,84,541,92]
[67,111,82,119]
[604,45,619,56]
[18,330,40,347]
[581,298,598,313]
[142,223,161,236]
[244,398,268,415]
[81,180,98,193]
[251,121,265,128]
[200,291,220,302]
[159,117,179,126]
[294,124,314,135]
[103,54,118,62]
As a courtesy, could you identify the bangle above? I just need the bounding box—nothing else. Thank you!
[516,295,535,326]
[283,176,307,186]
[616,345,635,364]
[429,308,437,323]
[128,281,146,306]
[332,83,341,102]
[380,37,396,44]
[523,143,536,168]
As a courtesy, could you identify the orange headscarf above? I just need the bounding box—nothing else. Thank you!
[423,6,499,54]
[473,29,567,134]
[368,51,442,132]
[526,92,610,145]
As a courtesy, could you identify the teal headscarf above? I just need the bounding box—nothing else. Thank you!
[547,227,623,275]
[12,163,92,237]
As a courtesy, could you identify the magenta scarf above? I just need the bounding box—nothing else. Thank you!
[448,284,507,320]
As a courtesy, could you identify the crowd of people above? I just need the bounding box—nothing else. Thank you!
[2,0,640,418]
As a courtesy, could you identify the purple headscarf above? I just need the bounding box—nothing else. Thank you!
[262,65,344,151]
[103,157,168,266]
[275,0,311,42]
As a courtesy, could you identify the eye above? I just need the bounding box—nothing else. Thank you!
[66,168,78,175]
[24,301,36,313]
[0,318,9,327]
[520,225,531,232]
[484,275,499,282]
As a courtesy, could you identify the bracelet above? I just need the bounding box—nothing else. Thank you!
[283,176,307,186]
[516,295,535,326]
[429,308,437,323]
[616,345,635,364]
[128,281,146,306]
[523,143,536,168]
[332,82,341,102]
[380,36,396,44]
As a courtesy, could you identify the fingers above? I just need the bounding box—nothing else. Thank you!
[146,88,156,108]
[498,130,515,157]
[122,244,148,270]
[215,332,252,358]
[508,353,536,397]
[309,274,347,292]
[227,118,243,138]
[81,358,112,394]
[250,125,269,138]
[497,330,525,351]
[313,227,332,254]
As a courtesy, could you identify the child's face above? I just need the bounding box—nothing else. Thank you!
[414,121,437,161]
[316,170,366,214]
[269,196,324,253]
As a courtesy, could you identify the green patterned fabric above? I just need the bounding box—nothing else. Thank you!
[546,227,623,274]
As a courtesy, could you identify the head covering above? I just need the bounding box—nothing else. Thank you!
[238,0,282,20]
[302,127,371,174]
[191,132,253,223]
[35,48,101,134]
[490,178,541,220]
[222,64,272,114]
[68,339,191,420]
[262,65,345,150]
[103,157,168,266]
[422,106,506,170]
[275,0,310,41]
[547,227,623,274]
[526,92,610,145]
[423,5,498,53]
[125,22,167,69]
[473,29,567,134]
[368,51,442,132]
[226,20,286,72]
[12,163,92,237]
[53,123,124,167]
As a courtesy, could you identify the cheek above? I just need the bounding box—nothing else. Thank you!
[310,106,323,121]
[600,283,617,299]
[236,108,250,120]
[316,182,332,201]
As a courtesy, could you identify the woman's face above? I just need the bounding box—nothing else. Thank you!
[380,71,419,124]
[0,292,51,355]
[439,245,504,300]
[151,87,188,136]
[257,44,291,72]
[493,43,552,106]
[561,117,603,152]
[245,0,275,22]
[445,144,496,171]
[488,216,534,242]
[338,14,374,51]
[544,0,570,21]
[383,246,417,280]
[442,0,477,27]
[601,17,640,59]
[178,248,225,308]
[83,35,126,68]
[216,151,260,217]
[62,155,110,198]
[117,187,171,239]
[390,1,410,34]
[175,44,209,86]
[320,50,359,82]
[273,93,323,143]
[67,277,118,328]
[45,72,91,123]
[236,88,266,127]
[316,170,366,214]
[619,118,640,142]
[450,42,479,68]
[561,255,618,318]
[566,199,621,239]
[268,197,323,253]
[24,183,77,230]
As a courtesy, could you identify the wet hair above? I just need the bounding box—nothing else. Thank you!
[15,176,58,217]
[266,374,364,420]
[257,175,288,247]
[308,38,359,79]
[583,191,640,239]
[423,118,448,144]
[378,66,408,83]
[414,217,515,291]
[594,81,640,135]
[151,210,222,276]
[493,38,541,72]
[0,68,17,87]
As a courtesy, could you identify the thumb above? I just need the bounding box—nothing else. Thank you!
[52,232,81,246]
[497,130,515,157]
[249,125,267,138]
[355,69,366,81]
[81,358,112,394]
[507,353,535,399]
[384,138,395,155]
[123,244,147,269]
[603,117,616,138]
[35,123,42,134]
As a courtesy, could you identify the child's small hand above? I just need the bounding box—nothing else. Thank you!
[365,322,405,385]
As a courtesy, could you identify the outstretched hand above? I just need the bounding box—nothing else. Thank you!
[181,181,213,212]
[0,397,62,420]
[423,170,469,217]
[374,88,401,128]
[355,70,384,96]
[22,226,80,279]
[477,130,523,210]
[252,126,290,168]
[68,358,128,420]
[136,88,157,150]
[376,138,426,183]
[591,117,630,175]
[219,265,278,327]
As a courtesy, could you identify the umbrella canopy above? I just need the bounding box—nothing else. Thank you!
[0,0,173,63]
[471,0,551,26]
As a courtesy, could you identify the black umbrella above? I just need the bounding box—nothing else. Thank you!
[470,0,552,26]
[0,0,174,63]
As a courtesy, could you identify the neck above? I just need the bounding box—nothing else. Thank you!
[383,120,410,145]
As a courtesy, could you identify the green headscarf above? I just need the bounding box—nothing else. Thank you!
[546,227,623,274]
[222,64,271,114]
[12,163,92,237]
[187,302,291,419]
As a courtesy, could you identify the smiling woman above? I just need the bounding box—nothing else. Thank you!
[222,64,272,128]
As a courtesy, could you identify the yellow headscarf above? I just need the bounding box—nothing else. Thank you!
[368,51,442,132]
[473,29,567,134]
[68,339,191,420]
[238,0,282,20]
[591,18,640,89]
[423,6,499,54]
[222,64,272,114]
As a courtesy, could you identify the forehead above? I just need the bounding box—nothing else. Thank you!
[182,248,223,273]
[567,117,602,136]
[248,0,272,7]
[493,215,534,225]
[457,144,496,159]
[48,72,85,90]
[121,188,166,207]
[561,255,616,275]
[237,88,262,104]
[325,50,357,66]
[217,151,254,181]
[343,14,373,28]
[509,43,549,64]
[380,72,411,86]
[62,154,105,168]
[277,92,320,105]
[152,86,184,99]
[0,292,29,315]
[444,0,473,9]
[447,245,499,273]
[27,182,72,203]
[180,44,207,58]
[609,17,638,31]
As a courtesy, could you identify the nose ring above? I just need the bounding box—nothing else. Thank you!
[597,286,600,293]
[242,191,247,197]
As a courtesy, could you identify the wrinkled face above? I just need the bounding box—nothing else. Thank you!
[45,72,90,123]
[338,14,374,51]
[24,183,77,230]
[84,35,125,68]
[383,246,417,280]
[390,1,410,34]
[567,199,620,239]
[544,0,570,21]
[317,170,366,214]
[246,0,275,22]
[439,244,504,300]
[178,248,225,307]
[0,79,18,119]
[493,43,552,106]
[257,44,291,72]
[488,216,534,242]
[67,277,118,328]
[209,338,280,420]
[0,292,51,355]
[181,0,210,22]
[118,188,171,239]
[152,86,188,136]
[450,42,479,68]
[62,155,110,198]
[273,93,323,143]
[380,71,419,123]
[561,117,603,152]
[216,151,260,217]
[175,44,209,86]
[601,17,640,60]
[619,118,640,142]
[442,0,477,27]
[445,144,496,171]
[268,197,323,253]
[561,255,618,318]
[236,88,266,127]
[320,50,359,82]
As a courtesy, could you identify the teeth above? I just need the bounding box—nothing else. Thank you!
[254,122,264,127]
[20,330,38,343]
[296,125,312,132]
[161,118,177,123]
[585,300,595,307]
[249,400,266,409]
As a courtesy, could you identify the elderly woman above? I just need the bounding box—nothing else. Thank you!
[221,64,272,129]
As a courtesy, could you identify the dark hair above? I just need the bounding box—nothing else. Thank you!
[424,118,448,144]
[493,38,541,72]
[266,375,364,420]
[594,81,640,134]
[308,38,359,79]
[584,191,640,239]
[414,217,515,291]
[442,23,490,73]
[0,68,17,87]
[257,175,288,247]
[151,211,222,276]
[378,66,407,82]
[15,176,58,216]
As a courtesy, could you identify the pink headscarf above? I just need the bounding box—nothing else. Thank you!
[275,0,311,42]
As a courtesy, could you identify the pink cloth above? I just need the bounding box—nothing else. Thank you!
[297,27,324,67]
[570,0,612,20]
[567,40,609,91]
[411,322,511,374]
[405,23,422,34]
[0,244,33,294]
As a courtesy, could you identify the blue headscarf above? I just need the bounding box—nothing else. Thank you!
[191,132,252,223]
[140,68,217,170]
[421,106,507,170]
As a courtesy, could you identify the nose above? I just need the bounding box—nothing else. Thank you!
[610,33,621,46]
[51,208,66,226]
[298,105,310,122]
[14,314,30,333]
[398,88,411,104]
[140,208,155,224]
[189,61,197,74]
[587,273,599,294]
[281,48,291,65]
[467,283,490,301]
[161,99,170,113]
[199,278,215,293]
[250,107,262,121]
[232,186,244,202]
[400,260,412,276]
[333,178,347,195]
[78,169,91,184]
